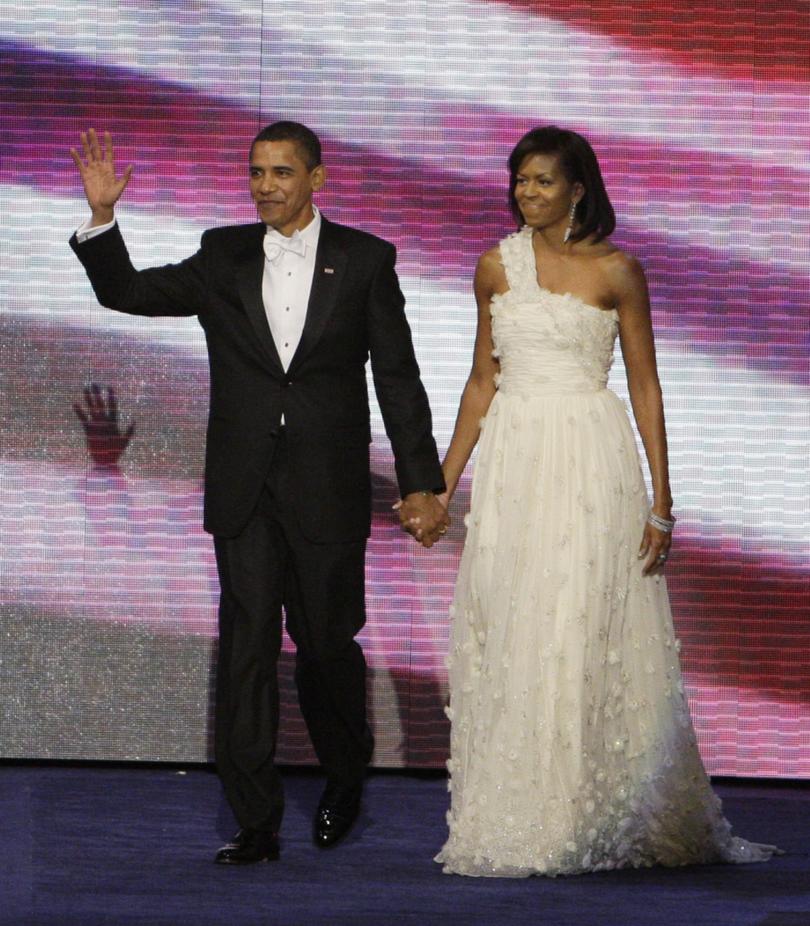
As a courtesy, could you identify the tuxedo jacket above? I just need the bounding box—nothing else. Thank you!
[70,217,444,541]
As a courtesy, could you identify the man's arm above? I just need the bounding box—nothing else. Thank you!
[69,128,205,318]
[365,242,448,546]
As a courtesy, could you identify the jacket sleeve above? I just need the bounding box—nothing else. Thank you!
[69,222,208,318]
[367,243,445,497]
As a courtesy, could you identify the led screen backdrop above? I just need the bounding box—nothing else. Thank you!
[1,1,808,776]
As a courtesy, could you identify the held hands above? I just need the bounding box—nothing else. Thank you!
[395,491,450,548]
[70,128,133,225]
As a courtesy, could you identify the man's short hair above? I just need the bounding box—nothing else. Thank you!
[251,121,322,171]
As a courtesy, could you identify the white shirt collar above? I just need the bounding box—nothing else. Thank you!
[264,205,321,253]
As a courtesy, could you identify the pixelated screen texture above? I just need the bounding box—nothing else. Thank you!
[0,0,808,775]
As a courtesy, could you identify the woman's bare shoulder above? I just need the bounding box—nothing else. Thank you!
[596,243,641,273]
[475,244,507,293]
[477,243,503,269]
[594,244,646,291]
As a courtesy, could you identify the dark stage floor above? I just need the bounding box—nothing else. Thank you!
[1,764,807,926]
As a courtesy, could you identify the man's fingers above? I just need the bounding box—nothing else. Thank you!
[88,127,102,161]
[73,403,89,425]
[398,495,450,545]
[83,129,95,160]
[115,163,134,197]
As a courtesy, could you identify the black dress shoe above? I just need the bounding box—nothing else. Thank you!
[215,828,280,865]
[313,786,361,849]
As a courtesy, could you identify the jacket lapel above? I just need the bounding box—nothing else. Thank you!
[288,218,347,375]
[235,226,284,374]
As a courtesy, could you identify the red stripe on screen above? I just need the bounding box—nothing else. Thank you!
[492,0,810,83]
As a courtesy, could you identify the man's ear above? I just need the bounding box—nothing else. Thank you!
[311,164,326,192]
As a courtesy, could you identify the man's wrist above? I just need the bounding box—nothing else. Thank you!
[90,208,115,227]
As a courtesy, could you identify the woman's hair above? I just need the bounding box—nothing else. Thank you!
[507,126,616,242]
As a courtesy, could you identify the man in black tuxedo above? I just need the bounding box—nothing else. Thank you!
[70,123,448,864]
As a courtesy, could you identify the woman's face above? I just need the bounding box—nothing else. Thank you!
[513,152,582,230]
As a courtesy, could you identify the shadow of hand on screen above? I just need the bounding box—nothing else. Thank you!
[74,383,135,472]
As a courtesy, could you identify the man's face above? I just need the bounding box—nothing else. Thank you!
[249,140,325,236]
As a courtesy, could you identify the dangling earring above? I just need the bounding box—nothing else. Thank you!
[563,200,577,244]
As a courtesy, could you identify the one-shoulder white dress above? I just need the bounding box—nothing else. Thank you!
[436,228,779,877]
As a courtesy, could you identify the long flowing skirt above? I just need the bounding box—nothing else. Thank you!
[436,389,779,877]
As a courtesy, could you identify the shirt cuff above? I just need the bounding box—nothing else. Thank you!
[75,217,116,243]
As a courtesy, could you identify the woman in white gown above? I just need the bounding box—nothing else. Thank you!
[435,127,779,877]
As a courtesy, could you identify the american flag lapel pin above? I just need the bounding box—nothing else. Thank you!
[324,267,334,274]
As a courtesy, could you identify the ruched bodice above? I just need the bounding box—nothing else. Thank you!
[491,227,618,397]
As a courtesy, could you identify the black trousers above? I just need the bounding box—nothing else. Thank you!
[213,431,374,832]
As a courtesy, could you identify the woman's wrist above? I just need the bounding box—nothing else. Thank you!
[651,493,673,513]
[647,511,675,533]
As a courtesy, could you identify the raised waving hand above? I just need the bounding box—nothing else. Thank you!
[70,128,133,226]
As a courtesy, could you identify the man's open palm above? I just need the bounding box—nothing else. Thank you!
[70,128,133,220]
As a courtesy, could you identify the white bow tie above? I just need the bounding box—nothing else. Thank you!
[263,232,307,264]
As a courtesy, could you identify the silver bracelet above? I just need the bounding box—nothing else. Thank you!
[648,512,675,533]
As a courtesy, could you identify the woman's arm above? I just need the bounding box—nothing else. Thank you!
[613,253,674,574]
[440,250,502,503]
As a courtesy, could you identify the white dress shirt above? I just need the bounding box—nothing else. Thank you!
[262,206,320,371]
[75,216,116,243]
